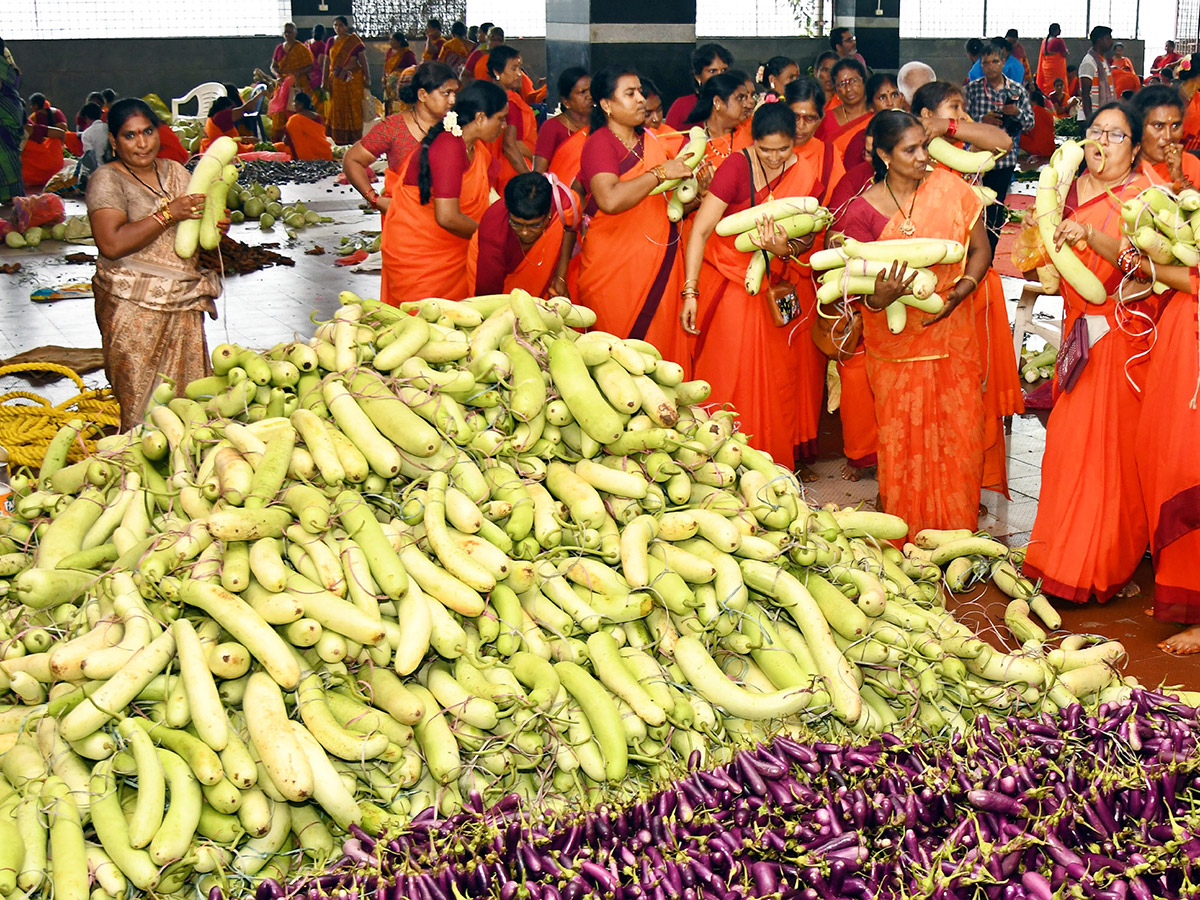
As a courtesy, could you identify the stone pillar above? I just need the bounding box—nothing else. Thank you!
[545,0,697,107]
[291,0,353,39]
[834,0,900,72]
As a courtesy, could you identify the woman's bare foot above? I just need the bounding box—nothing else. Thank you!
[841,463,876,482]
[795,462,820,483]
[1160,624,1200,655]
[1117,581,1140,599]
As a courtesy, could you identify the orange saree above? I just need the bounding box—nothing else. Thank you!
[1023,173,1153,602]
[488,90,538,192]
[1137,272,1200,622]
[576,131,690,373]
[329,34,366,145]
[379,141,491,306]
[692,154,817,464]
[286,113,332,160]
[21,136,64,190]
[549,127,588,187]
[973,267,1025,496]
[842,168,986,537]
[201,119,254,154]
[1184,92,1200,153]
[815,110,870,171]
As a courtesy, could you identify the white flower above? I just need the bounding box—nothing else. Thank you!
[442,110,462,137]
[552,104,563,117]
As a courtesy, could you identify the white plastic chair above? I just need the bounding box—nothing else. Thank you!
[171,82,227,120]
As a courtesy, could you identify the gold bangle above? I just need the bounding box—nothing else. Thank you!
[651,164,667,184]
[956,274,979,293]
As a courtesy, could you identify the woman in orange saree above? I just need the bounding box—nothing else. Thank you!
[576,67,699,372]
[533,68,591,184]
[787,77,847,469]
[1134,84,1200,189]
[837,110,992,538]
[815,59,870,167]
[383,33,418,116]
[912,80,1025,496]
[269,23,314,141]
[327,16,370,146]
[1024,102,1153,603]
[372,80,507,306]
[21,95,67,190]
[285,94,332,160]
[1036,24,1070,96]
[685,72,757,164]
[1132,263,1200,652]
[485,46,538,192]
[681,102,817,465]
[467,172,574,298]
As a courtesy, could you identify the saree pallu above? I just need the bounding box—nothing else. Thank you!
[549,127,588,188]
[329,35,366,145]
[286,114,332,160]
[853,168,986,537]
[1024,174,1153,602]
[692,159,816,465]
[379,143,491,306]
[576,132,690,375]
[1137,277,1200,623]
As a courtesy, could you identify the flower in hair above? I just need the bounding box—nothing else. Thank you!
[443,110,462,137]
[1181,57,1192,73]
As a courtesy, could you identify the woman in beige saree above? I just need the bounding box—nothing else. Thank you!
[86,99,225,431]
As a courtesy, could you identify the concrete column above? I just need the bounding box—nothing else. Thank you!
[291,0,353,38]
[834,0,900,72]
[545,0,697,107]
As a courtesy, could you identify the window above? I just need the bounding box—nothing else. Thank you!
[465,0,544,37]
[1,0,290,39]
[697,0,830,37]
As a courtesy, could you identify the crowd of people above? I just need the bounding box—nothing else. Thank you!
[0,21,1198,650]
[334,22,1200,652]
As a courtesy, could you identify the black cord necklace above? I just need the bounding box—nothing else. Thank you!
[884,175,919,236]
[122,160,167,197]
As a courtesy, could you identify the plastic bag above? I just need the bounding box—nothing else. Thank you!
[268,77,294,115]
[13,194,66,233]
[1010,205,1050,274]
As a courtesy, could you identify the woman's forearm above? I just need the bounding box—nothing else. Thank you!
[94,215,170,259]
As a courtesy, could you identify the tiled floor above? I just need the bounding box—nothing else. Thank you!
[1,176,1196,690]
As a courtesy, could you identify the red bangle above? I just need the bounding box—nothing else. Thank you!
[945,117,958,138]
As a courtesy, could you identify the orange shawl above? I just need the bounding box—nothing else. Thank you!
[379,140,492,306]
[858,168,986,537]
[286,113,332,160]
[577,131,689,372]
[692,155,817,464]
[466,215,566,298]
[1024,173,1152,603]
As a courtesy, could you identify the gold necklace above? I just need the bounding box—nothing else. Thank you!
[884,176,919,236]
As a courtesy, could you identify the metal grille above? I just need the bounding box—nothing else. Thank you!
[697,0,831,37]
[0,0,289,39]
[900,0,984,38]
[1179,0,1199,54]
[351,0,466,37]
[901,2,1158,40]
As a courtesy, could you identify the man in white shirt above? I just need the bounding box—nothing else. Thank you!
[76,102,107,179]
[1078,26,1115,120]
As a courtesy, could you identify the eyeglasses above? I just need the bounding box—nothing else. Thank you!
[836,77,863,88]
[794,113,821,125]
[1085,127,1129,143]
[508,215,549,234]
